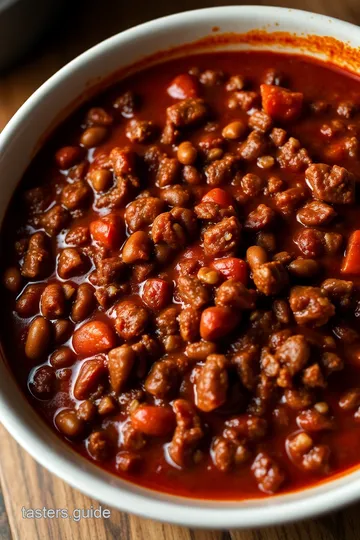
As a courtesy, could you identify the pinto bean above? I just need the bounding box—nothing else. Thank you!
[25,317,51,359]
[71,283,95,322]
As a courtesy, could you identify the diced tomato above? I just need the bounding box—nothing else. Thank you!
[260,84,303,122]
[131,405,176,436]
[72,320,116,356]
[89,214,124,249]
[167,74,199,100]
[211,257,248,284]
[142,278,173,311]
[200,306,240,341]
[202,188,234,208]
[341,231,360,274]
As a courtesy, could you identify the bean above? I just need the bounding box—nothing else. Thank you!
[177,141,197,165]
[16,284,44,318]
[222,120,247,140]
[122,231,151,264]
[55,146,84,169]
[288,258,320,278]
[40,283,66,319]
[53,318,73,344]
[25,317,51,359]
[246,245,268,269]
[89,169,113,192]
[3,266,22,293]
[71,283,94,322]
[55,409,85,438]
[80,126,108,148]
[108,345,136,394]
[50,346,75,369]
[86,107,113,126]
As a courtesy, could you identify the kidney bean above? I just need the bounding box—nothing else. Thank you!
[55,409,85,438]
[246,246,268,269]
[25,317,51,360]
[211,257,248,284]
[288,258,320,278]
[122,231,152,264]
[50,346,76,369]
[73,358,106,400]
[53,318,73,344]
[3,266,22,293]
[88,168,113,192]
[80,126,108,148]
[71,283,95,323]
[108,345,136,394]
[16,284,44,318]
[73,320,116,356]
[200,306,240,340]
[177,141,197,165]
[55,146,84,169]
[222,120,247,140]
[131,405,176,436]
[142,278,173,310]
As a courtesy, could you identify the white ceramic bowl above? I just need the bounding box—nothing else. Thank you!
[1,5,360,529]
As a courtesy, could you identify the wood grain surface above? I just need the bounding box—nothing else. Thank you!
[1,1,360,538]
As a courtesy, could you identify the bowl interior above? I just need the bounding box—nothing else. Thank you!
[1,5,360,528]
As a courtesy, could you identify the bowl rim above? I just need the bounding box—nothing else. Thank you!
[1,4,360,529]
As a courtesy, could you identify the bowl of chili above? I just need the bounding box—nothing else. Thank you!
[1,5,360,529]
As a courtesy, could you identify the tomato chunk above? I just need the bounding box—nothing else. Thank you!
[73,320,116,356]
[131,405,176,436]
[260,84,303,122]
[167,74,199,100]
[202,188,234,208]
[142,278,173,311]
[341,231,360,274]
[89,214,124,249]
[212,257,248,284]
[200,306,240,340]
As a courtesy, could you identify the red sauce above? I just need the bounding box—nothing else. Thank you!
[2,51,360,500]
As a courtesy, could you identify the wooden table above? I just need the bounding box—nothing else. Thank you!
[1,0,360,538]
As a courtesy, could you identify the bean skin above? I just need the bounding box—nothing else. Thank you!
[25,317,52,360]
[246,246,268,269]
[3,266,22,293]
[71,283,95,322]
[55,409,85,438]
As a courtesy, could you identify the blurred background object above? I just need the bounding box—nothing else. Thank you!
[0,0,64,70]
